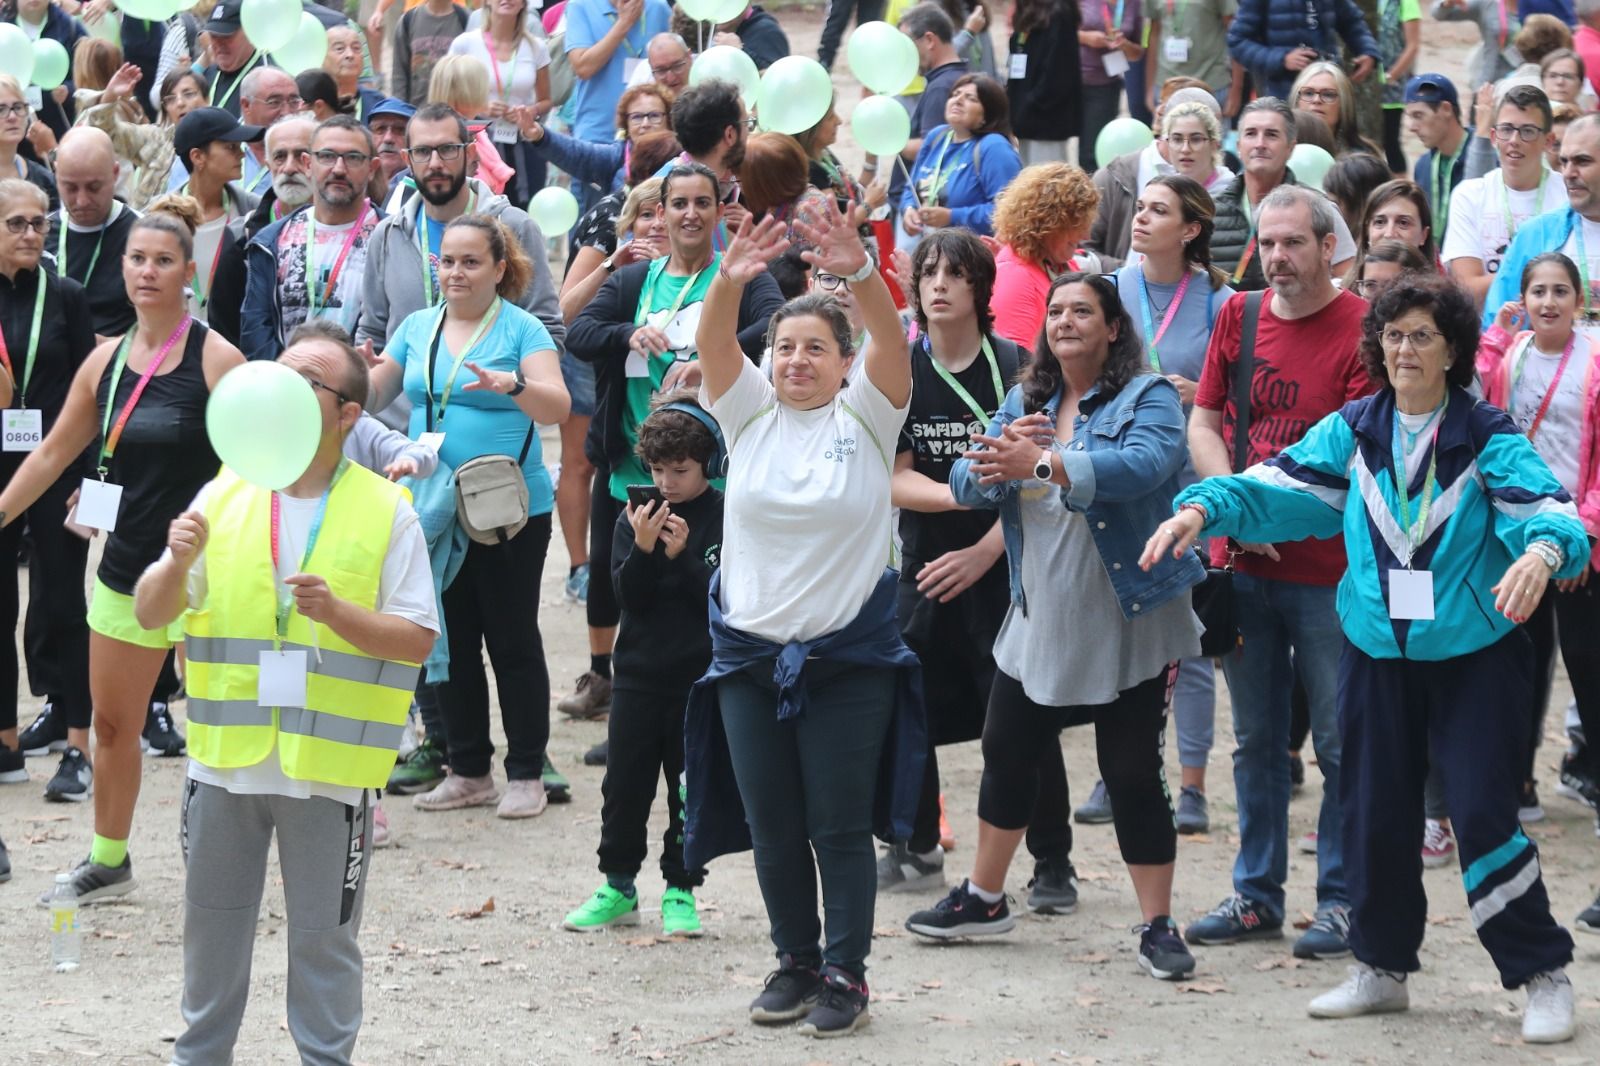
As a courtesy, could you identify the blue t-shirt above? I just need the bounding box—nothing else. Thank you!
[1114,265,1232,387]
[563,0,673,143]
[388,300,558,516]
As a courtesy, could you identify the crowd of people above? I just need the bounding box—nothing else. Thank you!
[0,0,1596,1058]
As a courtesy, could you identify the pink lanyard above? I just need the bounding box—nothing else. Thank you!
[483,31,508,99]
[97,316,192,476]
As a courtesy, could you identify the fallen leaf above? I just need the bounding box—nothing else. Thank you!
[621,935,671,947]
[448,897,495,920]
[677,1028,735,1048]
[1183,833,1213,844]
[872,925,904,938]
[1178,981,1229,995]
[921,979,943,989]
[1076,870,1112,882]
[479,957,501,966]
[432,858,483,871]
[1075,995,1103,1008]
[1291,911,1316,930]
[929,1013,971,1025]
[1068,952,1110,964]
[1307,1053,1328,1061]
[1253,957,1302,972]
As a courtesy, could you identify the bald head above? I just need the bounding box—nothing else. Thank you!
[55,128,119,228]
[241,67,301,130]
[646,34,691,91]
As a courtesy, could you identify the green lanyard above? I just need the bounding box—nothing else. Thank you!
[416,190,477,308]
[920,129,958,206]
[633,256,715,329]
[244,163,270,195]
[0,269,47,405]
[923,335,1003,426]
[57,220,105,287]
[208,49,263,111]
[423,297,503,426]
[304,204,370,316]
[1432,142,1463,235]
[1390,396,1446,565]
[1498,167,1547,247]
[1575,218,1599,319]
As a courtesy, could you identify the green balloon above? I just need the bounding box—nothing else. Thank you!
[241,0,302,53]
[1094,118,1154,167]
[271,12,329,77]
[1290,144,1337,189]
[690,46,760,105]
[118,0,183,19]
[528,186,580,236]
[756,56,833,136]
[29,40,68,92]
[847,21,918,97]
[206,361,322,491]
[851,94,910,157]
[0,25,34,85]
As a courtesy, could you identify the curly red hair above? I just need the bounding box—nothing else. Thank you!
[992,163,1099,266]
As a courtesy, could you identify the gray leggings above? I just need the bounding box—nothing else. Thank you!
[717,660,895,976]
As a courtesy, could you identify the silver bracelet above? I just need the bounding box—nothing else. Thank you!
[1527,539,1563,572]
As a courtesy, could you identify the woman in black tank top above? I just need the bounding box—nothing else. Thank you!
[0,199,244,902]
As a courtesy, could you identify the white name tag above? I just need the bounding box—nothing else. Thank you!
[490,118,519,144]
[75,477,123,532]
[417,431,446,452]
[622,57,643,83]
[1388,569,1435,620]
[2,408,42,451]
[1008,53,1027,79]
[258,649,308,708]
[1164,36,1191,63]
[1102,50,1130,78]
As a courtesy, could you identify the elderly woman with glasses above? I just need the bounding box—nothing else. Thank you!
[522,84,674,200]
[0,75,55,211]
[1291,61,1383,159]
[1144,273,1587,1046]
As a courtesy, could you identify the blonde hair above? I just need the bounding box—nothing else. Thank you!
[0,73,24,105]
[992,163,1099,266]
[428,54,490,118]
[134,193,203,260]
[73,38,123,93]
[616,177,664,237]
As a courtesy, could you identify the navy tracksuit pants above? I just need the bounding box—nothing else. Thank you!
[1338,630,1573,989]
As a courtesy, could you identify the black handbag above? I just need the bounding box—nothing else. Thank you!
[1193,291,1264,658]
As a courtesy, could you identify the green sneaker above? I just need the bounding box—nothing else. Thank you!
[661,886,703,937]
[542,753,571,804]
[563,885,640,931]
[386,737,446,795]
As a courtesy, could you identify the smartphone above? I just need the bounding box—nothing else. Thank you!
[626,483,665,510]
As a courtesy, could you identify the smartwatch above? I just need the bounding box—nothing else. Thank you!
[1032,450,1053,483]
[508,367,527,396]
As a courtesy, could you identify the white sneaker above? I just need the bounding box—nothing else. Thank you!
[1522,969,1576,1044]
[1308,963,1410,1019]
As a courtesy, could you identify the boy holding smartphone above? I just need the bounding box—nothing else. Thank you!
[563,392,725,936]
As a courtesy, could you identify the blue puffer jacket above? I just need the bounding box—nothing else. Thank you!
[1227,0,1380,100]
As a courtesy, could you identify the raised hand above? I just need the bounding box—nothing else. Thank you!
[792,197,870,279]
[103,62,142,104]
[357,338,381,369]
[168,510,209,564]
[719,214,792,285]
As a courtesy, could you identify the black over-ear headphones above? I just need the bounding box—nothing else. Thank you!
[657,401,729,480]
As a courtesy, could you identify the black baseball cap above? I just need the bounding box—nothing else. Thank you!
[206,0,244,35]
[174,107,265,167]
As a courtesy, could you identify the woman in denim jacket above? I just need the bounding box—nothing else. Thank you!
[903,272,1206,982]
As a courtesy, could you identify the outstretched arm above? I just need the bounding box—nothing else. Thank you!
[695,214,792,405]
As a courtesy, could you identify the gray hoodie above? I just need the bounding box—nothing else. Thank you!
[358,178,566,428]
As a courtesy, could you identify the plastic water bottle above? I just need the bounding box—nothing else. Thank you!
[49,874,80,973]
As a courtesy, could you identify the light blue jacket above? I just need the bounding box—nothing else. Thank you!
[951,375,1204,619]
[1483,206,1577,329]
[1177,387,1587,661]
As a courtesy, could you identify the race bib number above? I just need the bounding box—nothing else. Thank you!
[2,408,42,452]
[1008,53,1027,79]
[1163,36,1191,63]
[490,119,519,144]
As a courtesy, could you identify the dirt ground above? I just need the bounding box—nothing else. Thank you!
[4,9,1600,1066]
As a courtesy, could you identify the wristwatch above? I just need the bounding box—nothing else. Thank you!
[843,258,876,284]
[1033,449,1053,483]
[602,254,618,273]
[507,367,526,396]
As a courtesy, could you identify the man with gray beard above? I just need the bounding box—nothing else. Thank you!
[207,113,318,348]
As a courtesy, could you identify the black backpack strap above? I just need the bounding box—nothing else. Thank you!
[1231,290,1263,474]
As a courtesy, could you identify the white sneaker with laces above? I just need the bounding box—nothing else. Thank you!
[1308,963,1410,1019]
[1522,969,1576,1044]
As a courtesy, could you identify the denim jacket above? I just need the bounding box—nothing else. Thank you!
[951,374,1205,618]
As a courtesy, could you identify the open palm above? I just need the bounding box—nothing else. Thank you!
[794,197,869,279]
[721,215,791,285]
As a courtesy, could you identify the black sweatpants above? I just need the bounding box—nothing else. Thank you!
[979,668,1176,867]
[0,471,89,731]
[586,467,622,631]
[817,0,885,70]
[437,514,552,781]
[1524,579,1600,784]
[597,684,705,888]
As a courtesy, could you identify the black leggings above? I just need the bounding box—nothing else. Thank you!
[1525,578,1600,784]
[978,668,1176,867]
[586,466,622,631]
[0,472,90,731]
[1382,108,1406,175]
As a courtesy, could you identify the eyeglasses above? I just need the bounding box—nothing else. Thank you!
[742,116,759,131]
[310,149,371,168]
[255,93,302,110]
[650,58,689,78]
[1545,69,1582,83]
[1352,278,1385,298]
[814,272,850,291]
[1165,133,1212,150]
[3,215,47,234]
[1377,326,1443,349]
[405,142,468,164]
[626,110,666,126]
[302,375,353,407]
[1296,87,1340,105]
[1492,122,1548,142]
[0,102,29,118]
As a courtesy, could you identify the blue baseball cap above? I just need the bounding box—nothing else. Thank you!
[366,97,416,125]
[1404,74,1460,110]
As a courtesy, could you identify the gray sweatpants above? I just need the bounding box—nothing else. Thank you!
[174,780,371,1066]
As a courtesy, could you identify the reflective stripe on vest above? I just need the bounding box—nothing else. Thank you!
[185,463,418,789]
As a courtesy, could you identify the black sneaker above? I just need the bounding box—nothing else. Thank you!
[142,702,186,757]
[1138,916,1196,980]
[1025,857,1079,915]
[19,702,66,755]
[36,854,135,907]
[905,880,1016,939]
[0,833,10,883]
[583,740,608,767]
[0,742,26,784]
[44,747,91,803]
[748,954,823,1024]
[1558,751,1599,808]
[797,966,870,1038]
[1577,892,1600,934]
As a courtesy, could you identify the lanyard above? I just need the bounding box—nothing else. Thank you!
[423,297,503,427]
[1498,167,1547,245]
[921,129,958,205]
[209,50,262,111]
[1231,189,1256,284]
[1390,397,1446,565]
[483,31,515,100]
[244,162,270,195]
[57,221,105,286]
[1509,331,1577,440]
[1496,0,1509,50]
[1137,268,1193,373]
[304,203,370,316]
[922,335,1003,426]
[607,9,644,57]
[96,315,192,477]
[634,256,714,329]
[271,456,348,640]
[1432,142,1463,235]
[190,228,228,312]
[1577,219,1599,319]
[0,268,46,404]
[416,191,476,308]
[1102,0,1126,39]
[1164,0,1181,32]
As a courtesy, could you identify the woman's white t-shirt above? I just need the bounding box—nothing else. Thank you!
[449,31,550,109]
[705,357,909,645]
